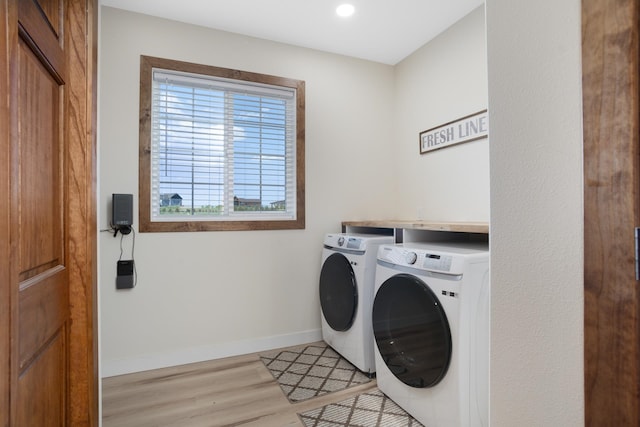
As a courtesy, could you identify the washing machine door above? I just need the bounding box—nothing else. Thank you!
[319,252,358,331]
[373,273,452,388]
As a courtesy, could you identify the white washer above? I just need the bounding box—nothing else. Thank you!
[372,241,490,427]
[319,233,394,374]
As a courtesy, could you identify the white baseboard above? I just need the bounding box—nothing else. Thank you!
[101,328,322,378]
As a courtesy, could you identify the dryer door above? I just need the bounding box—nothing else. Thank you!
[319,252,358,331]
[373,273,452,388]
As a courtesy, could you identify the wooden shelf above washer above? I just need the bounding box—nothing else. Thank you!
[341,220,489,234]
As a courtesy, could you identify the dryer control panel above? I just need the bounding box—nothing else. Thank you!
[346,237,363,249]
[324,233,394,252]
[379,247,454,274]
[378,241,489,277]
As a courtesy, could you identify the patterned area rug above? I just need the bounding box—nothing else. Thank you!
[298,389,423,427]
[259,343,372,402]
[298,389,424,427]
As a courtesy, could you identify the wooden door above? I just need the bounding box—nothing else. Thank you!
[0,0,98,425]
[13,0,69,424]
[582,0,640,424]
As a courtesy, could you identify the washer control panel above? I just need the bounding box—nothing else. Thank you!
[423,252,453,272]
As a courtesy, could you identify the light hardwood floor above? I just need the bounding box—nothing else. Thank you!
[102,342,378,427]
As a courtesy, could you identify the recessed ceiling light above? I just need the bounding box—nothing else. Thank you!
[336,4,355,18]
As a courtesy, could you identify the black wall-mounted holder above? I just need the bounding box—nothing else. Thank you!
[116,259,135,289]
[111,193,133,237]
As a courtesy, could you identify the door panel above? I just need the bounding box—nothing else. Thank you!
[18,0,65,80]
[18,36,63,282]
[35,0,61,36]
[13,0,68,424]
[15,331,66,426]
[18,269,66,369]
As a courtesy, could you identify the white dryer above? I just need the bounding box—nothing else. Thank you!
[372,241,490,427]
[319,233,394,374]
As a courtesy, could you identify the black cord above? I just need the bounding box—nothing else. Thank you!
[118,226,137,286]
[119,231,125,260]
[131,226,136,259]
[118,226,136,259]
[131,227,137,287]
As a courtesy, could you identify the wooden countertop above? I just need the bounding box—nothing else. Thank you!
[341,220,489,234]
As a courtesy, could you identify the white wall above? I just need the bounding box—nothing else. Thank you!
[486,0,584,425]
[98,2,587,425]
[100,4,490,377]
[394,7,489,222]
[99,7,397,376]
[99,6,489,376]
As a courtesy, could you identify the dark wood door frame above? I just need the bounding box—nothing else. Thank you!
[0,1,10,423]
[65,0,99,424]
[583,0,640,424]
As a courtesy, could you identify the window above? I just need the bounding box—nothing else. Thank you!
[139,56,305,232]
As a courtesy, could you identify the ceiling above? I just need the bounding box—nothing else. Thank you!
[100,0,484,65]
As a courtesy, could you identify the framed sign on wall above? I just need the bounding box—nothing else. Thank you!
[419,109,488,154]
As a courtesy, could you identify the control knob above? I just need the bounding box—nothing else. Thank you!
[405,251,418,265]
[337,237,345,246]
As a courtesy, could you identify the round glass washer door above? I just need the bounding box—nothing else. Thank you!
[372,273,452,388]
[319,252,358,332]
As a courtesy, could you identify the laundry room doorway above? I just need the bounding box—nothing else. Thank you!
[582,0,640,424]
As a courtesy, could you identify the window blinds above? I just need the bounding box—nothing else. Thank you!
[150,69,297,221]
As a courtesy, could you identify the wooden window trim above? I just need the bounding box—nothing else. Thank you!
[139,55,305,232]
